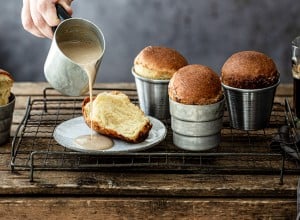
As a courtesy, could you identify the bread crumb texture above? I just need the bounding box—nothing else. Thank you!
[0,69,14,106]
[82,91,152,143]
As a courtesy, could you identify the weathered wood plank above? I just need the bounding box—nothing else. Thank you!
[0,169,296,198]
[275,83,292,96]
[0,197,296,220]
[11,82,136,96]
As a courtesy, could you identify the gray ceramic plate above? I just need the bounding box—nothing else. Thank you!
[53,116,166,154]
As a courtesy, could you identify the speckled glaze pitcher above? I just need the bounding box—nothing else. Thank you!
[44,5,105,96]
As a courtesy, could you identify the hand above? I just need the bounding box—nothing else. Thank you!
[21,0,73,39]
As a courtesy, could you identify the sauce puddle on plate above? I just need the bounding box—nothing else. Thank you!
[75,134,113,151]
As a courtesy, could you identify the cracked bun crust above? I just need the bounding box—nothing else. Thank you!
[221,51,279,89]
[133,46,188,79]
[168,64,223,105]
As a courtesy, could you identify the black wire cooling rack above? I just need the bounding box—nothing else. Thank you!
[10,87,300,182]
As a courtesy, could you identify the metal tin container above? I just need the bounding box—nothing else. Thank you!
[0,93,15,145]
[173,132,221,151]
[169,97,225,151]
[171,116,223,136]
[132,68,170,120]
[222,80,280,130]
[170,98,224,121]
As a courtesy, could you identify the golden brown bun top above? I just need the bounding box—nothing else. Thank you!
[221,50,279,89]
[0,69,13,82]
[133,46,188,79]
[168,64,223,105]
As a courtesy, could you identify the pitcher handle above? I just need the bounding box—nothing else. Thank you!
[52,4,72,32]
[56,4,72,20]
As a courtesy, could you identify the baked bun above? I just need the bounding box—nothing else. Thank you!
[133,46,188,79]
[82,91,152,143]
[0,69,13,106]
[221,50,279,89]
[168,64,223,105]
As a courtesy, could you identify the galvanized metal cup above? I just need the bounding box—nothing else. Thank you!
[169,97,225,151]
[132,68,170,120]
[0,93,15,145]
[222,80,280,130]
[44,18,105,96]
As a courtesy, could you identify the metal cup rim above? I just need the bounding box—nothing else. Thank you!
[171,114,223,123]
[131,67,170,83]
[221,79,280,93]
[169,96,225,108]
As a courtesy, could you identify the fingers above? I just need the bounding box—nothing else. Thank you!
[37,0,61,27]
[21,0,73,39]
[21,0,44,38]
[30,0,59,39]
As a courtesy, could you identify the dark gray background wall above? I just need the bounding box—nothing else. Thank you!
[0,0,299,83]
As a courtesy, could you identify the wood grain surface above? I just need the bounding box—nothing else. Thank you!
[0,82,297,219]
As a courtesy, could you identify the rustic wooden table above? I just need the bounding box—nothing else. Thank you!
[0,82,299,219]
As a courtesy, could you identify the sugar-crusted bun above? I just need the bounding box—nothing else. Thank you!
[133,46,188,79]
[82,91,152,143]
[221,50,279,89]
[168,64,223,105]
[0,69,14,106]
